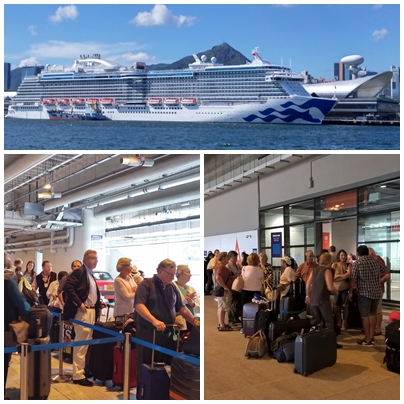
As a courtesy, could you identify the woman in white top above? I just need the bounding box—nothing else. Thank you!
[276,256,295,298]
[174,265,200,334]
[47,271,68,311]
[114,257,137,318]
[241,253,264,308]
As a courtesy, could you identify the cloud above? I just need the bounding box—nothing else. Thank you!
[120,52,156,64]
[373,5,383,10]
[13,41,155,67]
[49,5,79,23]
[19,57,41,67]
[131,4,196,27]
[372,28,388,41]
[28,25,37,36]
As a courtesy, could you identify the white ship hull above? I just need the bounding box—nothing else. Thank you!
[7,96,337,124]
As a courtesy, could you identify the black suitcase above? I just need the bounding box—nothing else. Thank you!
[254,300,278,347]
[28,336,51,399]
[385,320,400,349]
[279,296,306,321]
[182,325,200,357]
[294,329,337,376]
[242,303,260,337]
[89,321,120,385]
[169,357,200,400]
[268,318,311,350]
[346,289,362,329]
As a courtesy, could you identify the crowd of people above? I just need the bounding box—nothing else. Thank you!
[205,245,392,347]
[4,251,200,391]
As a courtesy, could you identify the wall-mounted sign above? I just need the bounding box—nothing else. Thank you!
[91,235,103,250]
[271,232,282,258]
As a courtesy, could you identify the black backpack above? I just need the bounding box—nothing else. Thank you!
[27,305,53,339]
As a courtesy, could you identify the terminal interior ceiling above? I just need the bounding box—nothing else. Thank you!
[4,154,200,274]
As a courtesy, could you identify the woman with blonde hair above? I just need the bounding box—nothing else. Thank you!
[114,257,137,318]
[174,265,200,334]
[241,253,264,310]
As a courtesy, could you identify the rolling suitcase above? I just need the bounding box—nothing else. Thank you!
[89,320,120,385]
[182,325,200,357]
[268,317,311,350]
[112,345,137,389]
[294,328,337,376]
[137,325,180,400]
[28,336,51,399]
[254,299,278,347]
[112,313,137,389]
[169,357,200,400]
[279,296,306,321]
[242,303,260,337]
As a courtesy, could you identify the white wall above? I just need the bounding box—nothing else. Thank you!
[204,179,259,237]
[259,154,400,208]
[329,219,357,257]
[204,229,258,257]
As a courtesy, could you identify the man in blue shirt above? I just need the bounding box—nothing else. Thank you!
[134,259,197,388]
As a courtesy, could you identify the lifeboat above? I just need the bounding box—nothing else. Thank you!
[56,99,70,104]
[86,99,99,104]
[164,98,179,105]
[72,99,85,104]
[148,98,163,105]
[100,98,114,104]
[42,99,55,105]
[181,98,197,105]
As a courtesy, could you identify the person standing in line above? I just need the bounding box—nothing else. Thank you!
[368,247,390,336]
[293,250,319,284]
[349,245,389,346]
[36,260,57,305]
[64,250,105,386]
[22,261,37,290]
[114,257,137,318]
[226,250,242,326]
[134,259,196,390]
[331,250,351,331]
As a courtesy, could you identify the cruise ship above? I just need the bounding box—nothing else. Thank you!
[6,48,337,124]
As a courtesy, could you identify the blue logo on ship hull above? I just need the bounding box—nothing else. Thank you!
[243,99,337,124]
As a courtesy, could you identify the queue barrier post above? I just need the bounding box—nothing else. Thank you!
[52,312,72,383]
[20,343,29,400]
[123,332,131,400]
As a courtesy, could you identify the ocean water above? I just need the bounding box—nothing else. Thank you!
[4,119,399,150]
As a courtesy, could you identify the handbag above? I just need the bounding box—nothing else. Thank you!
[263,280,277,301]
[231,275,244,292]
[214,286,224,297]
[9,320,29,344]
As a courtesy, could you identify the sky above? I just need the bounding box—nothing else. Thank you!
[4,4,400,79]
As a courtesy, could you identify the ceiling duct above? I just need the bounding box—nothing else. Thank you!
[43,154,199,212]
[94,182,200,219]
[4,154,54,184]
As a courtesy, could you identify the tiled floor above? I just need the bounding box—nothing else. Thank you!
[5,350,137,400]
[5,309,136,400]
[204,295,400,400]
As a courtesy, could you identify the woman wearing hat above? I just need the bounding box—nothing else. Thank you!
[276,256,295,298]
[114,257,137,318]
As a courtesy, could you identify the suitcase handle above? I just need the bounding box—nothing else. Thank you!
[151,324,180,369]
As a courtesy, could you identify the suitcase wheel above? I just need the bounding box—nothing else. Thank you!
[303,371,309,377]
[293,368,297,374]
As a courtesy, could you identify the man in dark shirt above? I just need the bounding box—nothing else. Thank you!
[36,260,57,305]
[134,258,196,390]
[64,250,104,386]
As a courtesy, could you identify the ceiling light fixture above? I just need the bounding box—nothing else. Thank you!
[120,156,154,167]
